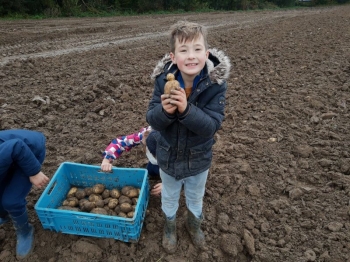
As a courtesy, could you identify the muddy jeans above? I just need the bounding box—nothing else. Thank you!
[160,169,208,219]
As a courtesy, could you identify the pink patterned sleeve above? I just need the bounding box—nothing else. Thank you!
[103,126,151,161]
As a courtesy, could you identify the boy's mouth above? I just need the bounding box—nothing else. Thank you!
[186,63,198,66]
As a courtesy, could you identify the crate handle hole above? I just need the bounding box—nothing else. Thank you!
[47,181,57,196]
[75,216,97,220]
[97,169,113,174]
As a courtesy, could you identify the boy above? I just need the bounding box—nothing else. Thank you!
[100,126,162,196]
[146,21,231,253]
[0,129,50,259]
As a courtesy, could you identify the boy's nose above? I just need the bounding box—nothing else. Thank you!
[187,50,195,58]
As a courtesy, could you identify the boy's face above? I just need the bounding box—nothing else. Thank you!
[170,35,209,81]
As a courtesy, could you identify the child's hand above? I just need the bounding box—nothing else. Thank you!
[101,158,113,172]
[29,171,50,188]
[141,129,151,152]
[150,183,162,196]
[161,93,177,115]
[168,88,187,114]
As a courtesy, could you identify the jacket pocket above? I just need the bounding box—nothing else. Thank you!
[189,139,214,172]
[157,137,171,170]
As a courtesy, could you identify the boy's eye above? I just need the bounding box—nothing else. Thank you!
[196,48,202,51]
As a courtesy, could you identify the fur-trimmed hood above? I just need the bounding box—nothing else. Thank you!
[151,48,231,85]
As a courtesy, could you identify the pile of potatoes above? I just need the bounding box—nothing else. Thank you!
[57,183,140,218]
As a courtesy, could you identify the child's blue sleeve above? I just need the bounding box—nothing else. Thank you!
[0,139,42,177]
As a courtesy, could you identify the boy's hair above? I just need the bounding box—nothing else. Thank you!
[169,21,208,53]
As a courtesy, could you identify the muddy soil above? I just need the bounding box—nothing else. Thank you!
[0,5,350,262]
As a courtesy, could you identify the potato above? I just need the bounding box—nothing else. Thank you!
[67,187,78,198]
[124,188,139,198]
[121,186,134,195]
[109,210,117,216]
[118,212,127,218]
[89,194,102,202]
[101,189,110,199]
[114,206,121,214]
[164,73,180,94]
[95,199,105,208]
[75,189,86,200]
[62,197,79,207]
[103,206,110,211]
[84,187,93,196]
[79,198,89,208]
[119,195,132,205]
[127,211,135,218]
[110,189,121,199]
[120,203,133,213]
[92,184,105,194]
[58,206,80,212]
[103,197,112,205]
[81,201,96,212]
[91,207,108,215]
[132,198,138,205]
[108,199,119,209]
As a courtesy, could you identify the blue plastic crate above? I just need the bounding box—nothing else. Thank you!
[35,162,149,242]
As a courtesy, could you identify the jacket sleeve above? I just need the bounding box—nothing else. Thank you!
[178,82,227,138]
[0,139,42,177]
[146,77,177,131]
[102,126,151,161]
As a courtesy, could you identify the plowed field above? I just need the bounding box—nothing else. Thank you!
[0,5,350,262]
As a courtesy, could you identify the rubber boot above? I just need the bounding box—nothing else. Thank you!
[185,210,206,249]
[11,210,35,260]
[0,214,10,226]
[162,215,177,254]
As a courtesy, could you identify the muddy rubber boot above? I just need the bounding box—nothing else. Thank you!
[162,216,177,254]
[185,211,206,249]
[11,210,35,260]
[0,214,10,226]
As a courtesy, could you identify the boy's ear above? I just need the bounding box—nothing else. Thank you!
[205,50,209,59]
[170,52,176,64]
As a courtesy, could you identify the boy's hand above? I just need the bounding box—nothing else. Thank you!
[101,158,113,172]
[29,171,50,188]
[168,88,187,114]
[161,93,177,114]
[150,183,162,196]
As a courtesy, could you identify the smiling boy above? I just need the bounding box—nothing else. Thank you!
[146,21,231,253]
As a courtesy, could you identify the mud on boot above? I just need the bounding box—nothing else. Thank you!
[162,216,177,254]
[11,211,35,260]
[185,210,206,249]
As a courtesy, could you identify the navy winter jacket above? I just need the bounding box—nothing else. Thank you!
[146,48,231,180]
[0,129,46,177]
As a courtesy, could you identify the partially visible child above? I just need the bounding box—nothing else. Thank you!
[0,129,50,259]
[146,21,231,253]
[100,126,162,196]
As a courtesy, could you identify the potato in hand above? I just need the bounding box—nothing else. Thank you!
[164,73,180,94]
